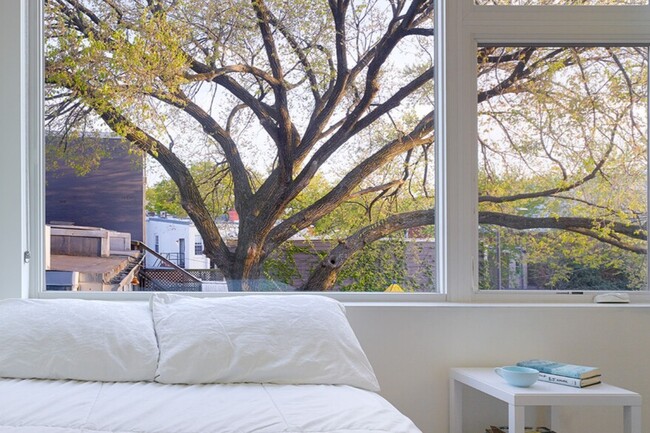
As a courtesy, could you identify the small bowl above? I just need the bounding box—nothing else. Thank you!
[495,366,539,387]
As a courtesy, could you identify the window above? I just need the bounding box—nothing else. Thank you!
[41,0,435,294]
[194,240,203,256]
[8,0,650,301]
[177,238,185,268]
[478,45,648,291]
[441,1,650,301]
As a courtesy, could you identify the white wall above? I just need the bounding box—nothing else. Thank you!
[346,304,650,433]
[148,219,188,257]
[0,0,28,299]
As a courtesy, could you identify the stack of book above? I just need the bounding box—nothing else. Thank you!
[517,359,601,388]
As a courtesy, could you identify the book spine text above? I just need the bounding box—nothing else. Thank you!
[538,373,582,387]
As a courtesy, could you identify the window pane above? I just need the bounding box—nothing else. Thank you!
[478,46,648,291]
[476,1,647,5]
[44,0,435,293]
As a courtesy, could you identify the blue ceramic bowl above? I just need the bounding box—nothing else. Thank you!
[495,366,539,387]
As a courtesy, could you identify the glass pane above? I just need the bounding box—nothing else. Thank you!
[476,0,647,4]
[478,46,648,290]
[43,0,435,293]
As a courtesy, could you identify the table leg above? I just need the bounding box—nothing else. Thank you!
[508,404,525,433]
[449,378,463,433]
[624,405,641,433]
[549,406,561,432]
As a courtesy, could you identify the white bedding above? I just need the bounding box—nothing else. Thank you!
[0,379,422,433]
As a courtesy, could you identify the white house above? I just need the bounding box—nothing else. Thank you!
[145,212,240,270]
[146,214,210,269]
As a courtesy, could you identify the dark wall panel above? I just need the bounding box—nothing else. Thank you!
[46,138,145,242]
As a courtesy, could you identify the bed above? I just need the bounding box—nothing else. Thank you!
[0,380,418,433]
[0,294,421,433]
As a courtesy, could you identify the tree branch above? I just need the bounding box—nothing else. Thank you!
[302,207,646,290]
[251,0,296,183]
[183,65,281,86]
[297,2,433,170]
[267,111,434,252]
[165,89,254,205]
[480,211,647,243]
[348,179,405,199]
[479,139,614,204]
[291,64,433,205]
[266,10,322,104]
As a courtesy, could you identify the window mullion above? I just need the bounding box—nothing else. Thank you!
[647,46,650,292]
[443,0,479,301]
[28,0,44,299]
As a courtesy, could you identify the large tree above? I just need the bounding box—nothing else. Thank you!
[46,0,435,291]
[45,0,647,291]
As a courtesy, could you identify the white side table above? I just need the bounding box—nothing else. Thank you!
[450,368,641,433]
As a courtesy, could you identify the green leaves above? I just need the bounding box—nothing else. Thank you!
[146,161,235,218]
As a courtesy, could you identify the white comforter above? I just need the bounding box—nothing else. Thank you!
[0,379,421,433]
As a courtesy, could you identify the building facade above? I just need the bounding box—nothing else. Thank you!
[146,215,211,269]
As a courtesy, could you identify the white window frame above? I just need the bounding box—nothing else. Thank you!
[13,0,650,303]
[23,0,444,303]
[0,0,33,300]
[443,1,650,302]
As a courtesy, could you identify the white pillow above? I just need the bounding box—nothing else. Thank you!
[0,298,158,382]
[151,294,380,391]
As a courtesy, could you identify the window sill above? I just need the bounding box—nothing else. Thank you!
[32,289,447,303]
[32,289,650,307]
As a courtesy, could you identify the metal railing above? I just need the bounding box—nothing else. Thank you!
[132,241,202,292]
[186,268,225,281]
